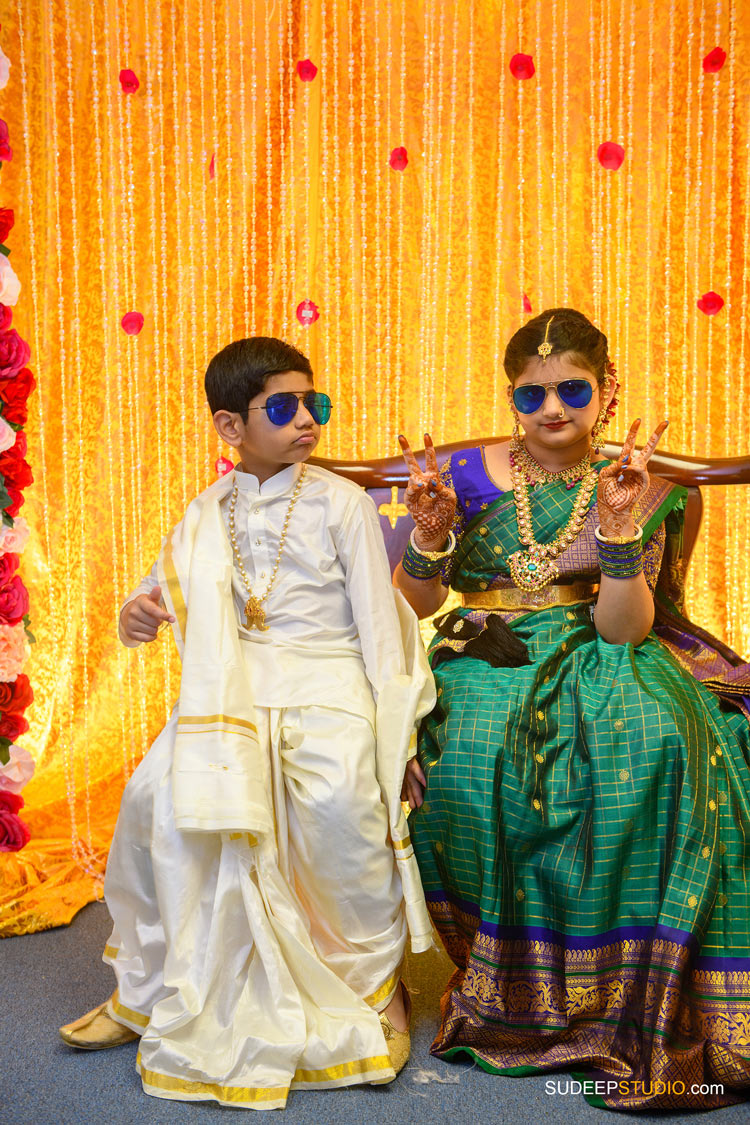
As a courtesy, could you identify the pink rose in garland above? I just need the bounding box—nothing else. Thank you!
[0,119,12,163]
[0,789,30,852]
[0,516,29,556]
[0,367,36,426]
[0,255,20,306]
[0,622,27,681]
[0,576,29,626]
[0,329,30,379]
[0,415,16,453]
[0,744,35,794]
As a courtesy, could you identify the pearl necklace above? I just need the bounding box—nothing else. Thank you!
[228,465,307,630]
[508,441,597,592]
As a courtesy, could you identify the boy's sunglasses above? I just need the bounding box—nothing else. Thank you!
[512,378,594,414]
[248,391,332,427]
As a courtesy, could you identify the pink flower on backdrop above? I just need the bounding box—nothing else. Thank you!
[0,621,27,681]
[297,59,318,82]
[121,311,144,335]
[0,516,30,556]
[296,299,320,326]
[208,153,216,181]
[0,789,30,852]
[510,53,535,80]
[523,293,532,313]
[0,744,35,795]
[0,255,21,307]
[215,456,234,476]
[703,47,726,73]
[119,68,140,94]
[0,576,29,625]
[0,330,30,379]
[0,47,10,92]
[0,119,12,163]
[0,415,15,453]
[597,142,625,170]
[389,146,408,171]
[697,290,724,315]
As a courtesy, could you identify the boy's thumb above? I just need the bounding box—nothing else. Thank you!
[147,585,162,603]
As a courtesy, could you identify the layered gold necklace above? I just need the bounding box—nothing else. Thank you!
[228,464,307,630]
[508,437,597,591]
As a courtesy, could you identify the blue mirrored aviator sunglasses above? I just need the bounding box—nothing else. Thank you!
[512,378,594,415]
[249,391,333,427]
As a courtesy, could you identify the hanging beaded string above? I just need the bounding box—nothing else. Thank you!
[227,466,307,631]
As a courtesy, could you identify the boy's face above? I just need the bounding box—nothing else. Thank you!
[213,370,321,482]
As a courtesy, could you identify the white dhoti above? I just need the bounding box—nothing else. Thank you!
[104,699,408,1108]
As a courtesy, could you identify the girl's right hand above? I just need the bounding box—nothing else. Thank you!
[398,433,457,551]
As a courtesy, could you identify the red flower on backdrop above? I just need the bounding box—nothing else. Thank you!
[0,330,30,379]
[597,141,625,170]
[119,68,140,94]
[0,208,14,243]
[4,486,24,517]
[0,789,31,852]
[0,673,33,714]
[0,713,28,741]
[297,59,318,82]
[0,368,35,426]
[703,47,726,73]
[208,152,216,180]
[215,456,234,476]
[510,53,535,80]
[0,304,12,331]
[0,450,33,490]
[0,119,12,163]
[121,311,144,335]
[697,290,724,315]
[296,299,320,326]
[0,554,19,585]
[0,576,29,625]
[389,146,408,171]
[523,293,532,313]
[13,431,26,458]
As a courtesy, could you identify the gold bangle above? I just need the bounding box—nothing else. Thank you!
[409,528,456,560]
[594,523,643,545]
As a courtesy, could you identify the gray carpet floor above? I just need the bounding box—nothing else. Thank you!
[2,900,747,1125]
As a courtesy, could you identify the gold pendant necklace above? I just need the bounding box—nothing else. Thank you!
[228,465,307,630]
[508,439,597,592]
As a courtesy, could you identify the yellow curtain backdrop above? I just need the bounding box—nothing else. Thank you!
[1,0,749,935]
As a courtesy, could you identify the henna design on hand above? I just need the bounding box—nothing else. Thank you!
[398,433,457,549]
[597,418,668,531]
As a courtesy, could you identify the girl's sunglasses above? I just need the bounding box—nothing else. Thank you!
[249,391,332,427]
[512,378,594,414]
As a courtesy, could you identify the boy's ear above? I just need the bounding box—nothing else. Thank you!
[212,410,243,448]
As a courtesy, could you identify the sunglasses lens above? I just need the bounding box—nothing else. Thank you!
[557,380,593,409]
[265,393,299,426]
[512,385,546,414]
[306,392,332,425]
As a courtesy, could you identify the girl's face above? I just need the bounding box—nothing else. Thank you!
[509,353,612,453]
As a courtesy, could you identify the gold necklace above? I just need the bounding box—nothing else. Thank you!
[509,436,592,489]
[228,464,307,630]
[508,447,597,592]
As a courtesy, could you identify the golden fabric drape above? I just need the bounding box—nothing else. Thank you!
[1,0,749,935]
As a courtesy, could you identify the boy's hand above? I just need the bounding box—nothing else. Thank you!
[401,757,426,810]
[120,586,175,644]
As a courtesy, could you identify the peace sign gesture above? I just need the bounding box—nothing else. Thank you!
[597,418,668,536]
[398,433,457,550]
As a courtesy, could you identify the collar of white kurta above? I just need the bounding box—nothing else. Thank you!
[155,471,274,836]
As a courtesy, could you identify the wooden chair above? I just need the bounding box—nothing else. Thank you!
[313,440,750,576]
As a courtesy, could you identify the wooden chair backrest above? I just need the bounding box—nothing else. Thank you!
[312,440,750,576]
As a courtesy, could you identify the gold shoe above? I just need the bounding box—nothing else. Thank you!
[379,981,411,1077]
[59,997,140,1050]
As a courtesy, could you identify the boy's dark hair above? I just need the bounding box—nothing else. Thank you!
[204,337,314,418]
[504,307,609,385]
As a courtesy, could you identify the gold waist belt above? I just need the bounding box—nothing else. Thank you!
[461,582,599,611]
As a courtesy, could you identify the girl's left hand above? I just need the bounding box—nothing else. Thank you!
[597,418,668,535]
[401,757,426,810]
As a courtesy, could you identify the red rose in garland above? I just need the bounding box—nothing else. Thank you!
[0,672,33,713]
[0,303,12,331]
[0,712,29,741]
[0,552,19,584]
[0,449,33,490]
[0,330,30,379]
[0,575,29,624]
[0,366,36,425]
[12,430,26,458]
[0,208,14,243]
[4,486,24,517]
[0,789,31,853]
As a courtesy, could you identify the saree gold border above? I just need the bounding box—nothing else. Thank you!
[137,1053,287,1107]
[177,714,258,734]
[160,529,187,646]
[111,989,150,1029]
[363,963,403,1009]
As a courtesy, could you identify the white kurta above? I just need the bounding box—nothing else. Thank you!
[104,463,435,1109]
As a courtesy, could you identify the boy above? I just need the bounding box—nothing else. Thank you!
[59,337,435,1108]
